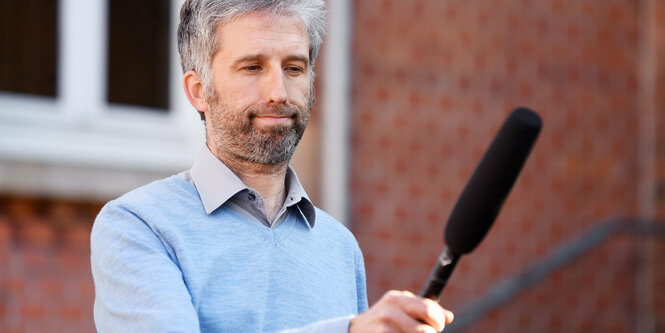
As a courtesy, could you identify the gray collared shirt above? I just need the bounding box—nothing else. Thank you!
[178,146,316,229]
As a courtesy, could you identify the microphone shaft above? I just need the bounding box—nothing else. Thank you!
[419,247,459,301]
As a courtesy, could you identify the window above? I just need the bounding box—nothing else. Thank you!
[107,0,171,110]
[0,0,58,97]
[0,0,202,199]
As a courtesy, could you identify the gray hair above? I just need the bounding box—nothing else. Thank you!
[177,0,327,89]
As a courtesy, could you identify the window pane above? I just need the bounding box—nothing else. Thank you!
[0,0,58,97]
[107,0,170,110]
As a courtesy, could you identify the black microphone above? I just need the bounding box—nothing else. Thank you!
[419,107,542,301]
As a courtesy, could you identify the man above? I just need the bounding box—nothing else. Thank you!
[91,0,453,332]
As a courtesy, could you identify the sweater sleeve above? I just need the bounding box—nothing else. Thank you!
[355,243,370,313]
[90,203,200,333]
[277,315,354,333]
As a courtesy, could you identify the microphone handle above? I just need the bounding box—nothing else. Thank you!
[419,247,460,301]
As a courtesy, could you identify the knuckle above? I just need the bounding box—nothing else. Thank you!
[380,307,396,321]
[421,301,433,314]
[383,291,400,303]
[386,290,401,297]
[377,323,391,333]
[424,299,443,316]
[378,313,392,326]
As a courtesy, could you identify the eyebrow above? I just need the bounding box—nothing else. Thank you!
[232,54,310,67]
[284,54,310,66]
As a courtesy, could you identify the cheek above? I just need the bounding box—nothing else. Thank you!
[215,78,257,102]
[288,79,312,105]
[213,87,253,113]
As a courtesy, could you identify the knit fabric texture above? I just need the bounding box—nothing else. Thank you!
[91,175,368,332]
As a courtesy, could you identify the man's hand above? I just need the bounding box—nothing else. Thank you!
[349,290,454,333]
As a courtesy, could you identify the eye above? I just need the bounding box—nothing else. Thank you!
[285,65,304,75]
[243,64,262,72]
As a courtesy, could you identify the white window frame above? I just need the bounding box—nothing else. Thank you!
[0,0,202,199]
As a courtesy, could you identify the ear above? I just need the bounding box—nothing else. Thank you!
[182,70,209,112]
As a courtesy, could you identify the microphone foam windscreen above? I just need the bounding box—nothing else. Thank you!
[444,107,542,255]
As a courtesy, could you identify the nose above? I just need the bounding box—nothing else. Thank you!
[264,67,288,104]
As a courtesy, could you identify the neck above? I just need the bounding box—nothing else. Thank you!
[209,143,289,222]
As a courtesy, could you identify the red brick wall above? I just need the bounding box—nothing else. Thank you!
[349,0,661,332]
[0,197,100,332]
[651,0,665,331]
[470,234,638,332]
[654,238,665,332]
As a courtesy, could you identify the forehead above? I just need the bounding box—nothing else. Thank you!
[215,13,309,57]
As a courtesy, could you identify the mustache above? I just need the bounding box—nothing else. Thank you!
[247,103,300,118]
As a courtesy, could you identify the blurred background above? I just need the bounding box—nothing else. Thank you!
[1,0,664,332]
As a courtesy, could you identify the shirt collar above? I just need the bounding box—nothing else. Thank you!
[190,146,316,228]
[283,166,316,228]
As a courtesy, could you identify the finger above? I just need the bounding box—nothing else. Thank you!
[400,296,446,331]
[383,290,415,299]
[381,292,445,331]
[388,305,438,333]
[380,291,447,331]
[401,290,415,297]
[443,309,454,324]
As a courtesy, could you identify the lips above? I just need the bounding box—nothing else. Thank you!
[254,114,293,119]
[248,103,299,119]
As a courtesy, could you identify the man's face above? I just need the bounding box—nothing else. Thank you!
[204,13,313,165]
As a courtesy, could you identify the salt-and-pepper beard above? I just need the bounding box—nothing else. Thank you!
[206,88,313,165]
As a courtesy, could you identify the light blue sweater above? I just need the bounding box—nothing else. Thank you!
[91,175,368,332]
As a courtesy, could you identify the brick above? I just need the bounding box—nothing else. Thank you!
[20,305,44,318]
[61,224,91,253]
[59,306,84,319]
[3,278,26,292]
[0,218,11,263]
[6,197,41,222]
[18,220,56,250]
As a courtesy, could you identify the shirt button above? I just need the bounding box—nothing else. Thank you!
[248,193,256,201]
